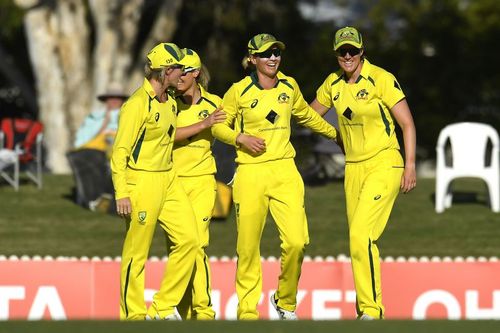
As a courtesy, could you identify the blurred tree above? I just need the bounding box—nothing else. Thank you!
[12,0,183,173]
[351,0,500,159]
[173,0,314,97]
[7,0,499,173]
[7,0,312,173]
[0,0,36,117]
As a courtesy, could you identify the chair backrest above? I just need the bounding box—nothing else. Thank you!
[436,122,499,174]
[0,118,44,163]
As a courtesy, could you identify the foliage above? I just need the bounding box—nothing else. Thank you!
[0,0,24,38]
[346,0,500,158]
[174,0,315,97]
[2,0,500,162]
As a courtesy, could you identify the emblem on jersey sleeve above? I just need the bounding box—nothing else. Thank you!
[343,107,353,120]
[198,110,209,120]
[278,92,290,104]
[251,99,258,108]
[155,112,160,122]
[138,211,147,224]
[356,89,369,100]
[266,110,279,124]
[334,92,340,101]
[394,80,401,90]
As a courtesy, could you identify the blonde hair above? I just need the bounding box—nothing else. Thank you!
[242,54,255,71]
[144,62,167,82]
[196,64,211,90]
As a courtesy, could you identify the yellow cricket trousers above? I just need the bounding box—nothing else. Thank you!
[119,168,199,320]
[233,158,309,320]
[344,149,404,319]
[177,175,217,320]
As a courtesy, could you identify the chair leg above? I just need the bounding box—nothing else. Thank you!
[1,158,20,191]
[486,178,500,213]
[435,176,448,213]
[444,192,453,209]
[25,134,43,189]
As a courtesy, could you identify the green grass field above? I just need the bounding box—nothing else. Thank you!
[0,174,499,258]
[1,174,499,332]
[1,319,500,333]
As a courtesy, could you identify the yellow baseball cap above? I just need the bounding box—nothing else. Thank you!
[247,33,286,54]
[147,42,188,69]
[181,48,201,72]
[333,27,363,51]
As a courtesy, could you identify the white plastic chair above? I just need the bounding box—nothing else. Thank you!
[435,122,499,213]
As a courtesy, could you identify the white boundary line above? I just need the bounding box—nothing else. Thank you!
[0,254,498,262]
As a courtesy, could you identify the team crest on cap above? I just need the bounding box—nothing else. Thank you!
[260,34,273,42]
[138,211,147,224]
[278,92,290,104]
[356,89,369,100]
[339,30,356,40]
[198,110,209,120]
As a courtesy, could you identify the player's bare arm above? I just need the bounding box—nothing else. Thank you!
[391,98,417,193]
[175,108,226,141]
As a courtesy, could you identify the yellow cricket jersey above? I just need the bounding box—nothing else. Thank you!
[173,85,222,177]
[212,71,337,164]
[316,59,405,163]
[111,78,178,199]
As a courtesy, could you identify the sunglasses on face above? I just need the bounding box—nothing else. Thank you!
[255,48,281,58]
[182,67,197,74]
[336,47,361,57]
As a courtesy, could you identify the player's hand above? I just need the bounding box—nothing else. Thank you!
[203,108,226,128]
[400,165,416,193]
[116,197,132,217]
[237,134,266,155]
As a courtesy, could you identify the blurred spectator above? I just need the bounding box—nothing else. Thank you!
[67,82,128,213]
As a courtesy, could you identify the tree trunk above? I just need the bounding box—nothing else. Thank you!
[14,0,183,173]
[89,0,144,102]
[15,0,71,173]
[129,0,183,87]
[57,0,91,138]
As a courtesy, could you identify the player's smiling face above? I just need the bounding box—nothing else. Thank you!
[177,69,198,93]
[336,45,363,76]
[251,47,281,78]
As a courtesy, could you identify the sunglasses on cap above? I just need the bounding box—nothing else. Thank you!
[170,64,185,70]
[255,48,281,58]
[336,47,361,57]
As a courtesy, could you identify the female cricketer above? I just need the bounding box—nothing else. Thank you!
[111,43,199,320]
[212,33,339,320]
[173,48,225,320]
[310,26,417,320]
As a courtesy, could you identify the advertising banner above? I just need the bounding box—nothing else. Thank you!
[1,259,499,320]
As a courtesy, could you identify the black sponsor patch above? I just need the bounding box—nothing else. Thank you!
[266,110,279,124]
[343,107,353,120]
